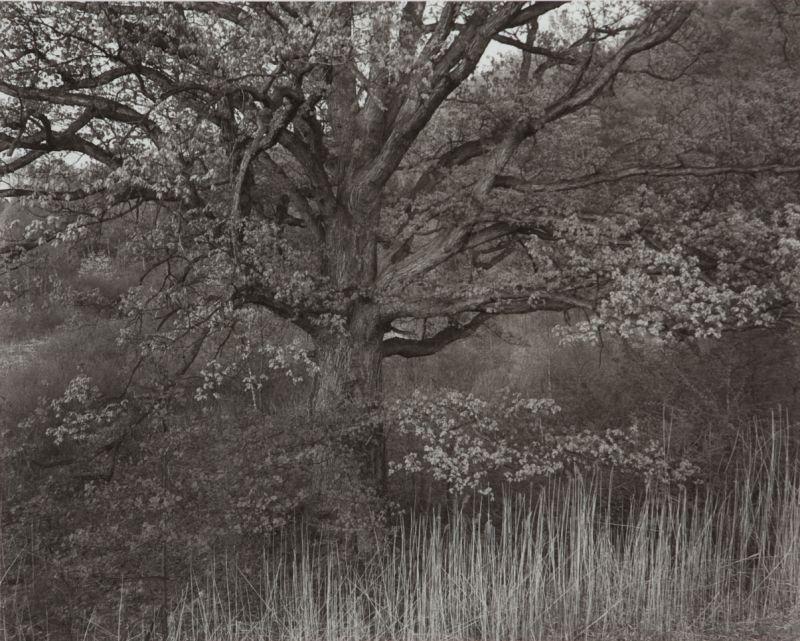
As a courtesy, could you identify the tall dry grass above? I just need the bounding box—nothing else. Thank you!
[7,424,800,641]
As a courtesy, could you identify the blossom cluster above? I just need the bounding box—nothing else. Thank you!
[389,389,699,497]
[21,374,127,446]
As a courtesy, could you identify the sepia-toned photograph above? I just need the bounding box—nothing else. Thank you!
[2,1,800,639]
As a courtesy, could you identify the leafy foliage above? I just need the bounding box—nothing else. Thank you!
[390,389,698,496]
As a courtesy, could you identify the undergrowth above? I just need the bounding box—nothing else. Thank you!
[3,424,800,641]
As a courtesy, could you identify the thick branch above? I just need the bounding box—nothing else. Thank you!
[383,288,593,320]
[0,80,162,138]
[0,186,98,200]
[493,34,579,64]
[495,163,800,194]
[0,150,46,176]
[382,312,489,358]
[408,136,496,197]
[230,93,312,220]
[231,284,320,335]
[0,107,120,166]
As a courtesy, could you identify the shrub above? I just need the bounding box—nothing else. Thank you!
[388,388,699,499]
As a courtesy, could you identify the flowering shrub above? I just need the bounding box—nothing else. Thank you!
[5,381,315,634]
[12,374,129,455]
[389,389,699,496]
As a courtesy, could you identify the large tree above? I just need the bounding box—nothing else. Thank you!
[2,1,799,503]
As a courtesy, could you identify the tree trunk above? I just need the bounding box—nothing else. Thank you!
[311,301,388,500]
[310,301,388,555]
[309,151,388,547]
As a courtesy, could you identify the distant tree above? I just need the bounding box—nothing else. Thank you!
[1,1,799,506]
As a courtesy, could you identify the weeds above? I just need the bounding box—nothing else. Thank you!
[5,424,800,641]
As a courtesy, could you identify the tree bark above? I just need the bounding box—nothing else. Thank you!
[312,309,387,495]
[311,301,389,553]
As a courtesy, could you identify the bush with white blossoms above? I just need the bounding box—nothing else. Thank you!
[28,374,128,446]
[389,389,699,497]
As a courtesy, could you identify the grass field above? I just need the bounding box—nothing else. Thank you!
[11,427,787,641]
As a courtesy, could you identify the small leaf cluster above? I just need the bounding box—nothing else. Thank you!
[19,374,128,447]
